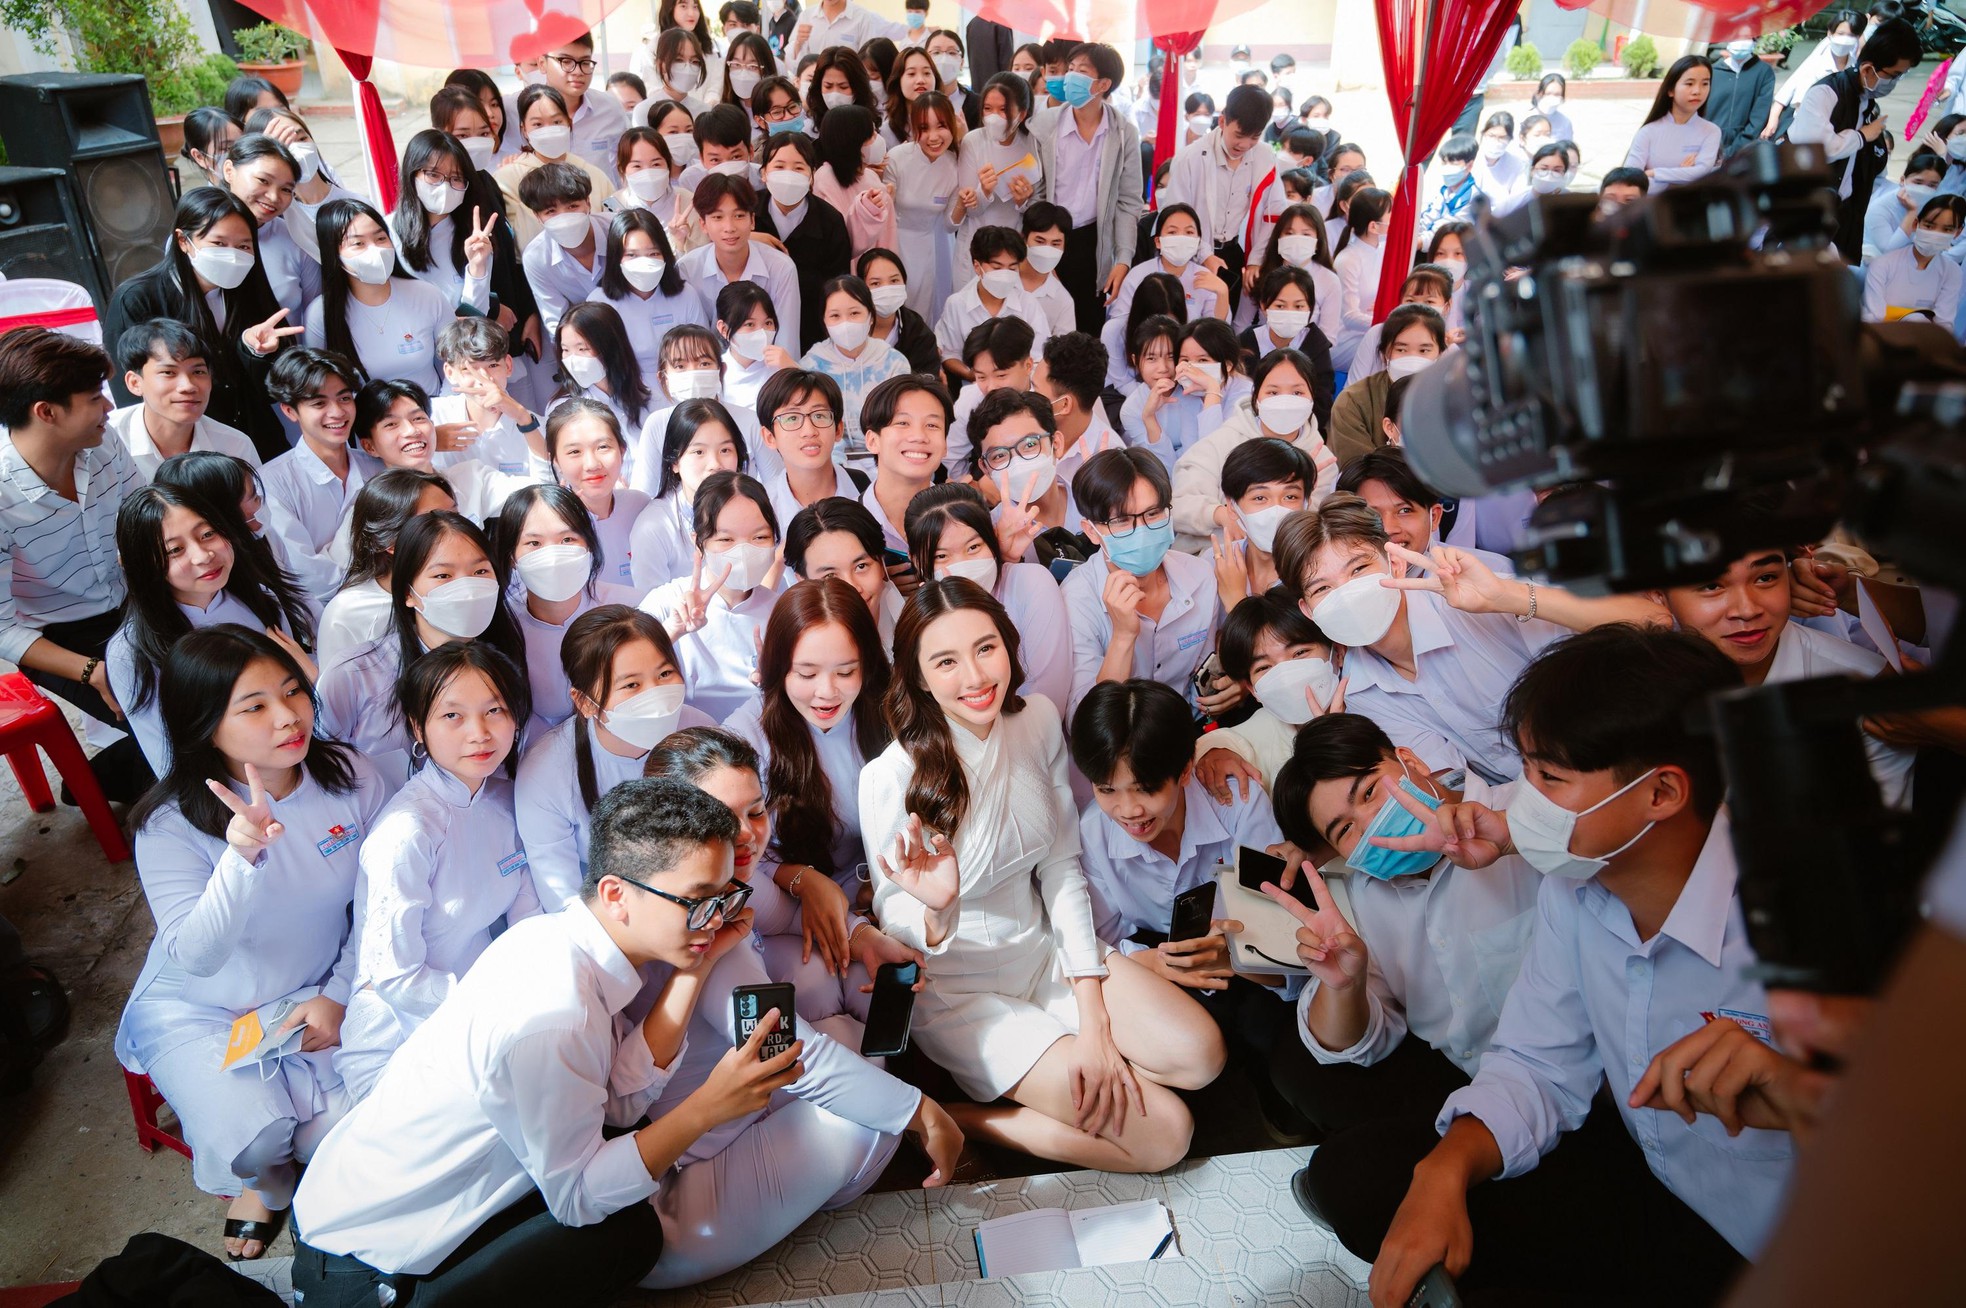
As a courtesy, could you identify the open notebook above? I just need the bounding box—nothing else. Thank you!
[974,1199,1179,1278]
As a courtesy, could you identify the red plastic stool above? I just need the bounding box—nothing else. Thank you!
[0,672,130,862]
[124,1069,192,1159]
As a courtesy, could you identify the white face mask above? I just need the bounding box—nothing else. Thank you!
[342,245,396,285]
[621,255,667,291]
[1026,243,1064,274]
[712,159,752,178]
[668,368,721,400]
[1186,113,1212,134]
[1236,502,1291,554]
[862,135,886,166]
[871,82,889,110]
[1310,569,1401,646]
[1913,227,1955,257]
[1508,768,1659,880]
[1181,359,1223,393]
[667,63,703,93]
[869,283,908,315]
[664,133,699,167]
[932,52,962,83]
[1385,354,1434,381]
[1904,182,1940,208]
[628,167,672,201]
[1434,257,1467,284]
[729,68,762,98]
[520,66,549,86]
[291,142,322,181]
[979,267,1021,298]
[1265,308,1309,340]
[1479,137,1507,163]
[732,327,774,359]
[1277,233,1319,267]
[1159,233,1200,265]
[1829,34,1859,56]
[706,540,775,591]
[1256,392,1314,436]
[460,136,498,170]
[514,543,591,601]
[544,212,592,249]
[942,556,998,590]
[765,169,811,206]
[528,124,573,158]
[417,176,467,216]
[822,89,855,110]
[413,575,499,638]
[1536,95,1564,116]
[564,353,607,387]
[1251,655,1339,725]
[1000,448,1055,502]
[982,112,1009,139]
[827,317,871,350]
[1530,170,1568,196]
[188,246,255,290]
[600,682,687,749]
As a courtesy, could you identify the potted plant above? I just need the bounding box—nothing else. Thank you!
[1621,33,1662,80]
[1756,30,1799,67]
[233,22,308,98]
[1505,42,1544,80]
[1564,38,1604,80]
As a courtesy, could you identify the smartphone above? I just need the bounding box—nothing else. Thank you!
[1238,845,1315,909]
[859,962,920,1058]
[1169,882,1215,943]
[731,983,797,1062]
[1406,1264,1464,1308]
[1191,650,1225,698]
[882,547,913,570]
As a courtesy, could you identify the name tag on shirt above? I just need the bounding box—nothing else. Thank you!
[316,823,361,858]
[1177,630,1208,651]
[1702,1008,1773,1045]
[932,193,950,206]
[497,849,530,878]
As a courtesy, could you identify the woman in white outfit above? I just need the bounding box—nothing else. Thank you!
[314,470,456,672]
[885,92,965,321]
[952,74,1043,292]
[335,643,541,1100]
[117,627,388,1259]
[860,581,1225,1171]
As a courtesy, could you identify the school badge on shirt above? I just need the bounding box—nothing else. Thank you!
[1700,1008,1773,1046]
[497,849,530,878]
[316,823,361,857]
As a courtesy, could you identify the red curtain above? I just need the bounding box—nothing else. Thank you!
[1372,0,1519,318]
[1153,31,1205,178]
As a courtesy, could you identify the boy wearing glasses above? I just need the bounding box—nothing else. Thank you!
[969,388,1082,548]
[754,368,862,526]
[541,30,629,183]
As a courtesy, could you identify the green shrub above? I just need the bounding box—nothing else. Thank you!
[233,22,306,65]
[0,0,222,119]
[1756,29,1799,55]
[1622,34,1661,80]
[1564,38,1603,79]
[1505,42,1543,79]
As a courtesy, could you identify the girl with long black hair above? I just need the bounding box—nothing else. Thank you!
[303,198,456,391]
[316,469,456,670]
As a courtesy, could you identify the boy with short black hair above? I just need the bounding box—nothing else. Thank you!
[263,347,372,605]
[935,226,1053,381]
[858,373,953,555]
[1336,447,1507,568]
[1018,201,1078,336]
[1419,134,1480,239]
[518,163,608,334]
[432,317,548,480]
[1031,329,1122,483]
[109,319,261,482]
[681,104,758,191]
[540,27,628,181]
[1192,592,1337,789]
[948,316,1035,472]
[1597,165,1650,214]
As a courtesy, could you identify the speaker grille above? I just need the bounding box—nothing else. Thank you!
[76,154,174,286]
[0,224,94,285]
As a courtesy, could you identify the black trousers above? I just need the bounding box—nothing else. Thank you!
[1271,1031,1470,1139]
[20,607,154,802]
[293,1191,661,1308]
[1307,1094,1746,1306]
[1212,238,1246,319]
[1061,220,1105,335]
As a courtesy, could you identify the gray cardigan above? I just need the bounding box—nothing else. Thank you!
[1028,101,1143,278]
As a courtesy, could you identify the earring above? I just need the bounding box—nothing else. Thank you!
[410,740,429,762]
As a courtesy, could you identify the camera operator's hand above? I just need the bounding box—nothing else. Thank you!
[1629,1017,1830,1136]
[1788,553,1850,619]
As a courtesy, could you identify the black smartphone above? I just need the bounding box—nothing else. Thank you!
[1406,1264,1464,1308]
[1169,882,1215,943]
[882,547,914,570]
[1238,845,1315,908]
[1191,650,1225,698]
[731,982,797,1062]
[859,962,920,1058]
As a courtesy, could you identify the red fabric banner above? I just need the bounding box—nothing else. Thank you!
[1552,0,1833,42]
[1153,31,1205,178]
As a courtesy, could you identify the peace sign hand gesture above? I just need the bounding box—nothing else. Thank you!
[206,763,285,859]
[667,554,732,640]
[241,307,305,357]
[993,472,1044,563]
[1383,542,1512,616]
[877,813,961,913]
[1304,673,1347,719]
[463,206,498,279]
[1364,782,1512,870]
[1261,866,1368,993]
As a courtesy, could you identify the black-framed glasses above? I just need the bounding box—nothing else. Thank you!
[1100,503,1172,538]
[416,168,467,190]
[980,433,1048,472]
[770,408,838,431]
[618,874,752,930]
[550,55,599,73]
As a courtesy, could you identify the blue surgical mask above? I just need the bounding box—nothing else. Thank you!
[1044,74,1068,102]
[1345,776,1444,881]
[775,113,807,136]
[1104,518,1173,576]
[1061,70,1097,107]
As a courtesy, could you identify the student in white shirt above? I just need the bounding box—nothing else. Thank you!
[854,374,952,555]
[315,469,456,671]
[264,350,375,606]
[799,275,910,450]
[787,0,905,65]
[1119,318,1251,473]
[118,627,387,1260]
[303,199,459,392]
[430,318,550,481]
[1350,626,1792,1306]
[1864,193,1966,328]
[887,92,965,322]
[219,134,320,325]
[713,280,799,412]
[1470,112,1525,203]
[944,317,1036,474]
[1191,593,1340,793]
[1341,264,1456,384]
[386,132,495,319]
[495,86,620,253]
[290,778,802,1304]
[609,126,702,255]
[1624,56,1724,192]
[755,367,863,524]
[586,208,715,381]
[1242,202,1344,348]
[640,471,785,719]
[1861,150,1944,261]
[554,300,661,452]
[1017,202,1081,337]
[1106,203,1232,326]
[1029,328,1122,489]
[863,580,1225,1170]
[934,225,1054,382]
[1337,447,1515,576]
[1203,438,1320,611]
[1062,447,1229,721]
[784,496,904,641]
[107,483,315,774]
[675,174,803,351]
[967,381,1086,566]
[540,27,631,182]
[649,27,716,115]
[628,397,749,590]
[1172,347,1336,549]
[630,323,780,485]
[338,379,531,540]
[543,399,652,594]
[108,320,262,483]
[1329,187,1391,375]
[953,75,1043,292]
[517,163,612,338]
[336,642,542,1101]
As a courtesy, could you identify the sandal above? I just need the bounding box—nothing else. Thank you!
[222,1203,290,1261]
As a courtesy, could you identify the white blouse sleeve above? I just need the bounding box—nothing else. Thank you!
[134,820,267,979]
[1030,709,1108,979]
[355,806,460,1022]
[861,751,952,958]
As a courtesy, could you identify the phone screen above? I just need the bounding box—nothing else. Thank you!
[1237,846,1314,907]
[860,962,919,1058]
[732,983,796,1061]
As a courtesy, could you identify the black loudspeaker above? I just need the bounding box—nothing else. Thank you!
[0,73,176,302]
[0,167,105,303]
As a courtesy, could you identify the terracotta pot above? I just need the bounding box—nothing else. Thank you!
[155,113,186,160]
[237,58,304,98]
[1758,51,1788,66]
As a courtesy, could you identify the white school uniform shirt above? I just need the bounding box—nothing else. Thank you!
[316,577,391,672]
[515,583,641,734]
[1099,316,1135,390]
[1193,702,1295,788]
[290,905,678,1275]
[1438,810,1795,1257]
[1118,375,1252,475]
[1060,550,1221,721]
[587,488,653,593]
[262,443,377,606]
[257,216,322,323]
[1339,586,1570,784]
[798,337,909,456]
[521,218,610,337]
[106,404,261,483]
[384,212,491,314]
[107,589,281,774]
[762,464,860,530]
[1054,406,1125,491]
[318,634,414,787]
[886,142,963,320]
[1763,620,1916,806]
[325,459,530,573]
[933,279,1054,365]
[304,277,453,391]
[571,90,631,183]
[1298,776,1542,1076]
[1026,271,1078,338]
[1170,396,1338,546]
[427,394,548,481]
[1623,114,1723,192]
[638,574,782,720]
[721,351,780,413]
[676,241,803,352]
[627,490,695,592]
[857,478,912,552]
[0,431,143,664]
[1862,242,1962,330]
[337,767,541,1097]
[1330,239,1385,366]
[724,698,868,887]
[953,129,1043,288]
[788,0,904,61]
[587,281,714,380]
[1106,255,1220,327]
[629,399,780,497]
[1159,129,1278,263]
[1470,148,1525,203]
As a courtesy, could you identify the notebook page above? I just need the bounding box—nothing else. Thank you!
[975,1208,1081,1277]
[1068,1199,1176,1266]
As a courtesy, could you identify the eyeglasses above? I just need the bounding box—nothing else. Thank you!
[771,408,838,431]
[1099,503,1172,537]
[416,168,467,190]
[729,59,763,73]
[551,55,599,73]
[617,873,753,930]
[979,432,1048,472]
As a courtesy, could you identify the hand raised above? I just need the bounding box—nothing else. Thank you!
[206,763,285,858]
[463,206,498,278]
[1383,542,1511,615]
[241,307,305,356]
[1101,566,1144,636]
[1261,866,1367,992]
[1367,784,1510,870]
[876,813,960,912]
[1195,744,1264,805]
[993,472,1044,562]
[670,554,732,638]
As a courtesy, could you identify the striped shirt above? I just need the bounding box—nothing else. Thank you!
[0,431,144,663]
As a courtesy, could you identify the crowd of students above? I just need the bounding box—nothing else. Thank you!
[0,8,1960,1306]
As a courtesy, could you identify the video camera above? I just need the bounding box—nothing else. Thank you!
[1400,142,1966,995]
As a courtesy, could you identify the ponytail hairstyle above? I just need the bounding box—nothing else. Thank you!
[397,640,530,779]
[151,452,312,641]
[563,604,687,810]
[338,467,456,594]
[387,510,527,682]
[129,626,356,839]
[1335,186,1391,254]
[557,301,654,429]
[756,577,891,875]
[883,578,1026,835]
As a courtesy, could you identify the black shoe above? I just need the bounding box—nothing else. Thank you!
[1290,1166,1332,1231]
[1255,1073,1317,1147]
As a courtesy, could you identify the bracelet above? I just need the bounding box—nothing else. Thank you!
[516,416,540,433]
[79,656,100,686]
[787,866,807,896]
[1516,580,1537,624]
